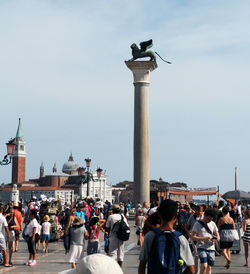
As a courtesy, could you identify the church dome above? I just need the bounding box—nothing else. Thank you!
[62,153,79,174]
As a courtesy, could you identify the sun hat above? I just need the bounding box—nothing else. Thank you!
[43,215,50,222]
[72,216,84,226]
[58,254,123,274]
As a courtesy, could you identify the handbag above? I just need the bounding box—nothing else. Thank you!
[232,229,239,241]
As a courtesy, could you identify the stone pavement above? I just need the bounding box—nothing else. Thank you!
[0,221,248,273]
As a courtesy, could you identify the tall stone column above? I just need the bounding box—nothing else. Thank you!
[125,61,157,205]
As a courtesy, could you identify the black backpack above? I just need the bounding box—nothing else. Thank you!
[113,214,130,241]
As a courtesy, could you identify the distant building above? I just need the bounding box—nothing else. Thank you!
[1,119,113,203]
[112,180,193,204]
[0,184,74,205]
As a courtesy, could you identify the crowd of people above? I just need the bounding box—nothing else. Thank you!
[136,200,250,274]
[0,197,249,273]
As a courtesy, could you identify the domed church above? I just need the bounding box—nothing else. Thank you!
[62,153,79,175]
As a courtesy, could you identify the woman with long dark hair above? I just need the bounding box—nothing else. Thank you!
[5,207,18,265]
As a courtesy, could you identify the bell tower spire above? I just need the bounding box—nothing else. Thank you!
[12,118,26,184]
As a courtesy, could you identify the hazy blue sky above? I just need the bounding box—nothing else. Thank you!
[1,0,250,194]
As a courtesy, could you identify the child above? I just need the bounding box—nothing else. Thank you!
[41,215,51,253]
[87,216,105,255]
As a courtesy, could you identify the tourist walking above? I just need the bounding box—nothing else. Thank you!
[135,208,145,247]
[13,202,23,252]
[106,204,129,268]
[186,205,203,274]
[23,210,38,266]
[191,208,220,274]
[6,207,18,265]
[217,206,235,269]
[66,216,88,268]
[87,216,103,255]
[0,205,11,267]
[41,215,51,253]
[138,199,195,274]
[242,209,250,267]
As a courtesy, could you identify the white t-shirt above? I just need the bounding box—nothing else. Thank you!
[37,224,42,235]
[25,218,38,237]
[0,214,7,239]
[192,220,218,250]
[106,214,129,238]
[42,222,51,235]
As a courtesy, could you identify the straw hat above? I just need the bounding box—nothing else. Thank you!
[43,215,50,222]
[72,216,84,226]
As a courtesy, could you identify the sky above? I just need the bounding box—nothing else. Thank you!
[1,0,250,194]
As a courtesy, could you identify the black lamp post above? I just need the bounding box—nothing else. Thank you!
[0,139,16,166]
[77,158,94,197]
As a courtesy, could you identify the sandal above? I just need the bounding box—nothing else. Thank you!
[226,260,231,269]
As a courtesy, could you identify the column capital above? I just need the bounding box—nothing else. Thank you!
[125,61,158,84]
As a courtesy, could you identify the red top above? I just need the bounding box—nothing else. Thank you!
[14,209,22,231]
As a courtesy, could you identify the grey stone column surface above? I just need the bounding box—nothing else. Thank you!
[125,61,158,205]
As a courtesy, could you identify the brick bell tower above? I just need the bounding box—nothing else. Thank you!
[12,118,26,184]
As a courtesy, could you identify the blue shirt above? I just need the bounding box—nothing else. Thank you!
[75,211,85,221]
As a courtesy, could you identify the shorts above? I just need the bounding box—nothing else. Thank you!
[197,248,215,266]
[14,230,20,240]
[42,234,50,241]
[9,230,15,242]
[0,238,6,251]
[220,241,233,249]
[136,227,143,235]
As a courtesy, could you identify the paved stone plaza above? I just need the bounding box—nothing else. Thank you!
[0,220,248,274]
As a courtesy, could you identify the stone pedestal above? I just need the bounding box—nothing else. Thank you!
[125,61,158,205]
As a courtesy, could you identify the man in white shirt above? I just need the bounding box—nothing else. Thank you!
[0,205,11,267]
[191,209,220,274]
[106,204,129,268]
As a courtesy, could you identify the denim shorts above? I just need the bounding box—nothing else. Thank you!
[42,234,50,241]
[197,248,215,266]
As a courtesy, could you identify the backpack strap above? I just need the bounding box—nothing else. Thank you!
[111,214,122,232]
[198,220,213,235]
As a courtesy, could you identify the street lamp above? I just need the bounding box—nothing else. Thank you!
[0,138,16,166]
[77,158,94,197]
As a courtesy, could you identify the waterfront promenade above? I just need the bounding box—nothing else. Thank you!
[0,220,248,273]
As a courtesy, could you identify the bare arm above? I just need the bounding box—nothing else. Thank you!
[31,227,37,243]
[243,220,247,232]
[191,231,212,242]
[183,265,195,274]
[217,218,222,230]
[4,226,10,241]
